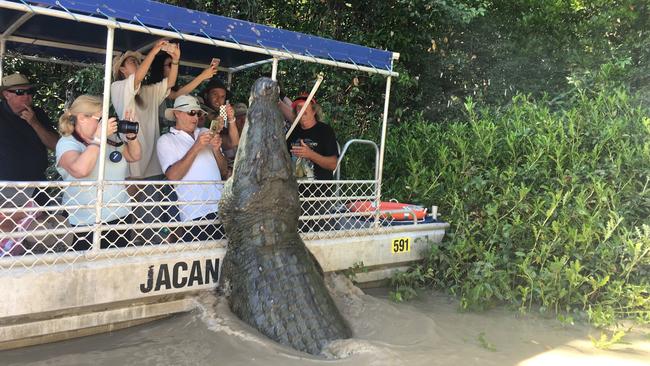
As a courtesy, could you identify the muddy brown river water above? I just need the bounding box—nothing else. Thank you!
[2,275,649,366]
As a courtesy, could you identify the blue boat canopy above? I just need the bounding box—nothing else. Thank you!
[0,0,396,75]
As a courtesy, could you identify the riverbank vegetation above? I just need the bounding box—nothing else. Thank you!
[5,0,648,325]
[387,83,649,326]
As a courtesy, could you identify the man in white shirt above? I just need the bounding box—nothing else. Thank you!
[157,95,228,242]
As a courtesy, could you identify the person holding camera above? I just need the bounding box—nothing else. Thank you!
[56,95,141,250]
[287,94,338,180]
[286,93,338,232]
[202,78,240,173]
[111,39,181,244]
[157,95,228,242]
[149,47,218,131]
[111,39,179,179]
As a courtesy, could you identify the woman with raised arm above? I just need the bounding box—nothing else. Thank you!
[110,39,179,179]
[110,40,181,244]
[148,48,218,130]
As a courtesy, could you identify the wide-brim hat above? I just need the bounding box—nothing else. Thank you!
[0,73,31,93]
[164,95,206,121]
[112,50,143,80]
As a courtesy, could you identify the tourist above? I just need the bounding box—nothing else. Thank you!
[157,95,228,242]
[55,95,141,250]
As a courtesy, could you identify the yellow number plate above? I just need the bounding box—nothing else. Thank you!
[391,237,411,254]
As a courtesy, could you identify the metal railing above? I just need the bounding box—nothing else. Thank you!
[334,139,379,181]
[0,179,434,271]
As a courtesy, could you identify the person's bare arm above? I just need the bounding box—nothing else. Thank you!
[123,135,141,162]
[278,97,295,122]
[19,105,58,150]
[209,134,229,180]
[58,146,100,178]
[165,43,181,90]
[169,62,217,100]
[225,104,240,147]
[134,39,166,89]
[164,132,212,180]
[290,139,337,171]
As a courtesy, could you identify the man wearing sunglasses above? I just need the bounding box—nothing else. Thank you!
[1,73,59,183]
[157,95,228,242]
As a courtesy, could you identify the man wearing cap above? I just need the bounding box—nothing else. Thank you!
[1,73,59,182]
[157,95,228,242]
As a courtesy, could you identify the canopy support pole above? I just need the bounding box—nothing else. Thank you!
[93,24,115,253]
[0,39,5,81]
[375,76,392,225]
[271,57,278,81]
[226,71,232,90]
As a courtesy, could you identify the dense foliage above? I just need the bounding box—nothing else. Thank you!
[4,0,648,324]
[387,82,649,325]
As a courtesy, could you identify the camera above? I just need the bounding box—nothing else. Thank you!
[117,120,139,134]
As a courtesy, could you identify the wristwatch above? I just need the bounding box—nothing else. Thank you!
[89,137,101,146]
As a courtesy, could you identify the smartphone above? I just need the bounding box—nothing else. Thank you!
[161,42,176,53]
[211,58,220,67]
[209,119,219,135]
[219,105,228,129]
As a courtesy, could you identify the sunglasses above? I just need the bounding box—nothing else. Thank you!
[6,87,36,96]
[185,110,205,117]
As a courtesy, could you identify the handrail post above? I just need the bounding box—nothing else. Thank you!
[271,57,278,81]
[0,39,5,81]
[92,24,115,253]
[375,76,392,226]
[334,139,379,181]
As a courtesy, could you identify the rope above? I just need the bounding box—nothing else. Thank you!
[55,1,79,22]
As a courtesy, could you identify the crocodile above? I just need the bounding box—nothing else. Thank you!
[219,77,351,355]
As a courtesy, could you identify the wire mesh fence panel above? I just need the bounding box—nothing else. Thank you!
[1,179,428,272]
[296,180,398,240]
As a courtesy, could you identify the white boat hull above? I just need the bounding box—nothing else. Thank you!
[0,222,447,350]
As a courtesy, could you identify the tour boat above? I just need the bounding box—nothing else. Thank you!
[0,0,448,350]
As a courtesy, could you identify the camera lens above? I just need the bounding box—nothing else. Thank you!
[117,120,139,134]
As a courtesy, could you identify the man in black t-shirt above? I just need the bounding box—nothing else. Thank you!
[287,95,338,180]
[287,95,338,232]
[1,73,58,216]
[0,73,58,182]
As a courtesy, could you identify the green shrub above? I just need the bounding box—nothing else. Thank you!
[385,87,650,325]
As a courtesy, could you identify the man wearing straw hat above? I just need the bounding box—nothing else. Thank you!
[1,73,59,182]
